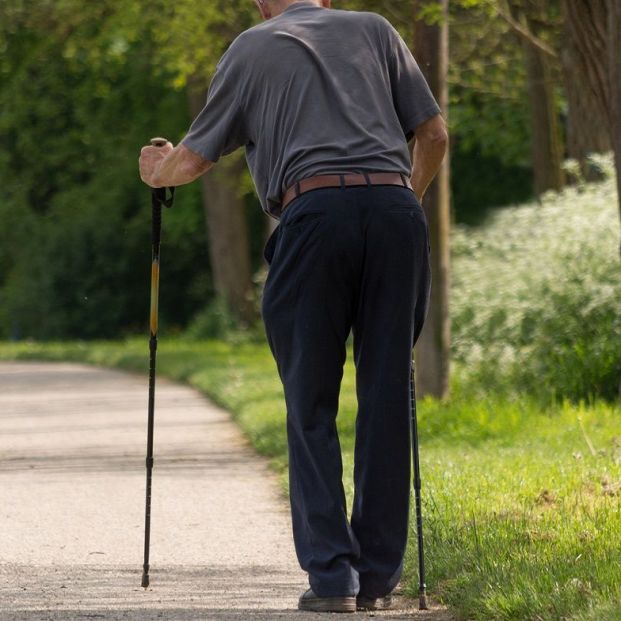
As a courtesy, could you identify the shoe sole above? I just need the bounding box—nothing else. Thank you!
[298,596,357,613]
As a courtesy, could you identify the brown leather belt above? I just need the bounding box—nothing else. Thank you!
[281,172,413,211]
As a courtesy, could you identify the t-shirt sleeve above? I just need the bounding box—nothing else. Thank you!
[181,51,247,162]
[385,22,442,141]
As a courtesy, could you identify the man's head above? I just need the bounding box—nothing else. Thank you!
[253,0,331,21]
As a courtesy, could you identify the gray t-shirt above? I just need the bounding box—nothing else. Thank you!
[182,1,441,218]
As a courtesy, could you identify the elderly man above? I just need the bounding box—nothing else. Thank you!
[139,0,447,614]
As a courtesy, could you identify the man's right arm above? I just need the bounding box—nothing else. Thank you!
[410,114,448,202]
[140,143,213,189]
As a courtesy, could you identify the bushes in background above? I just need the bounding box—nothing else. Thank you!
[451,156,621,401]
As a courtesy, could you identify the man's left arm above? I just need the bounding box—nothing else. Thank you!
[139,142,213,188]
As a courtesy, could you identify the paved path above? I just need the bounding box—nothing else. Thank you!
[0,362,451,620]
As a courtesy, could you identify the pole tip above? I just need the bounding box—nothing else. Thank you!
[419,590,429,610]
[141,573,150,589]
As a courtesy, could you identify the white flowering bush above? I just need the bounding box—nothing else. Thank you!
[451,154,621,400]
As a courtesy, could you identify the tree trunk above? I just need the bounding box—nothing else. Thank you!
[563,0,621,392]
[521,15,565,194]
[563,0,621,229]
[606,0,621,394]
[562,0,610,117]
[188,85,256,325]
[607,0,621,229]
[413,0,451,399]
[561,28,610,171]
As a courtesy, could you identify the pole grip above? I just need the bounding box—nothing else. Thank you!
[149,137,175,211]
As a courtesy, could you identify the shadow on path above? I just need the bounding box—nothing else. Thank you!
[2,564,452,621]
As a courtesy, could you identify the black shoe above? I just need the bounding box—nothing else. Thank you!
[298,588,357,613]
[356,593,394,611]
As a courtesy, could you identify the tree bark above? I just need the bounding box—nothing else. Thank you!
[524,39,565,194]
[561,33,611,166]
[515,0,565,195]
[562,0,610,118]
[563,0,621,227]
[563,0,621,391]
[188,85,257,325]
[412,0,451,399]
[607,0,621,228]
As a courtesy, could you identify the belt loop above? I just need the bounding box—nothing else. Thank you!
[295,182,301,197]
[400,173,408,188]
[339,174,346,191]
[363,172,372,188]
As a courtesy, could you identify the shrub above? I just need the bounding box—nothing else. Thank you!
[452,155,621,401]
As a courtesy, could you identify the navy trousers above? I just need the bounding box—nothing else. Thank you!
[261,185,431,599]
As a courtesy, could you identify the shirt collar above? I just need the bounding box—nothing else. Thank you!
[284,1,321,13]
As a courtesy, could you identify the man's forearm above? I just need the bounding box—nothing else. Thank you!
[141,144,213,188]
[411,137,447,201]
[152,145,213,187]
[410,114,449,201]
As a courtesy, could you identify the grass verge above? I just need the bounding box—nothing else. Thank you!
[1,339,620,620]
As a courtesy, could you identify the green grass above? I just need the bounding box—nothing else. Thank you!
[2,338,620,620]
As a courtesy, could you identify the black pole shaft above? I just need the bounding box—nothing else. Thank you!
[411,356,428,610]
[142,191,163,589]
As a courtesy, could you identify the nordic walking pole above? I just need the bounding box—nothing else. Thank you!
[410,356,428,610]
[141,137,175,589]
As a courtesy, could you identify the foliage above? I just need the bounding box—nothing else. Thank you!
[1,338,620,621]
[184,296,265,342]
[141,0,257,89]
[0,0,615,339]
[450,145,533,224]
[0,1,211,339]
[451,156,621,401]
